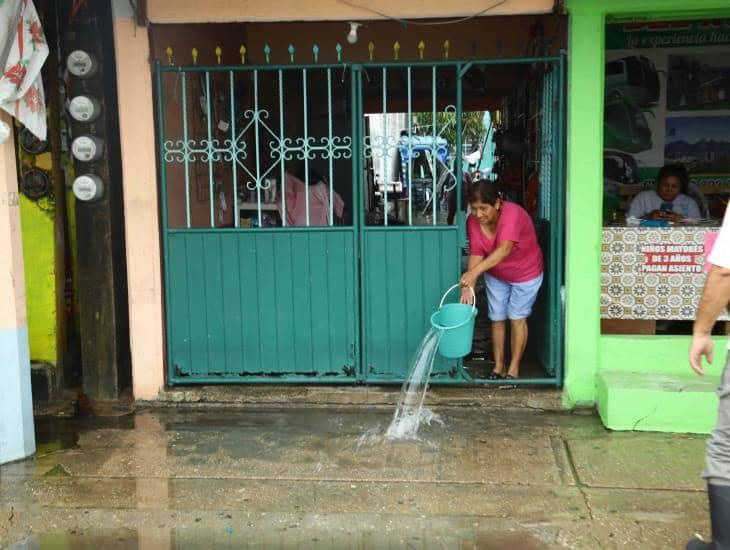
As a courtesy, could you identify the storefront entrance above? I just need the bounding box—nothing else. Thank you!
[155,53,565,385]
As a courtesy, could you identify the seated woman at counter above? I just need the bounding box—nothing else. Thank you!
[627,164,702,222]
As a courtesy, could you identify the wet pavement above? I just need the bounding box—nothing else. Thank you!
[0,404,711,548]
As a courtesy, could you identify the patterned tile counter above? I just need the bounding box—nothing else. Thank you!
[601,226,725,320]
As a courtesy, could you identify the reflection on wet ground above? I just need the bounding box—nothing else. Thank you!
[8,526,546,549]
[0,407,711,549]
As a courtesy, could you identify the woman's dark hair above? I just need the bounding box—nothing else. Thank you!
[656,164,689,194]
[467,180,501,206]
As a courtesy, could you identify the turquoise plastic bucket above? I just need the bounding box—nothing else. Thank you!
[430,285,478,359]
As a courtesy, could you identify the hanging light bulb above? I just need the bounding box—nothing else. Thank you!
[347,22,361,45]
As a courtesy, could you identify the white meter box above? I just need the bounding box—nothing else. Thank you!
[72,174,104,202]
[72,135,104,162]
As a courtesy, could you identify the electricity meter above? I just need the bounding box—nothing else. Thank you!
[71,135,104,162]
[67,50,97,78]
[20,169,51,200]
[18,126,47,154]
[68,95,101,122]
[72,174,104,202]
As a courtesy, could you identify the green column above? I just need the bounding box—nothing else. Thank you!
[563,7,605,406]
[563,0,730,408]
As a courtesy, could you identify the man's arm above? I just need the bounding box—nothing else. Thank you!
[690,265,730,375]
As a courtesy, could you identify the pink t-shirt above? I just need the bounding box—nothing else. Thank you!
[467,201,544,283]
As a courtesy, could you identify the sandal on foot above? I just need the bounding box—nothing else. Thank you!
[487,371,505,380]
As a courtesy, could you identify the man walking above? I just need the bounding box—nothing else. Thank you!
[688,205,730,550]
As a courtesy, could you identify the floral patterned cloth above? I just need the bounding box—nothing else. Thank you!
[0,0,47,140]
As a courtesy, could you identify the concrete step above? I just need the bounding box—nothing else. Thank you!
[151,385,566,411]
[597,369,720,434]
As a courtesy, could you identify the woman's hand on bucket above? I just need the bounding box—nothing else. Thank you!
[460,270,478,290]
[459,286,473,304]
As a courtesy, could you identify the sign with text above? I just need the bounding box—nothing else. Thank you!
[640,243,704,274]
[606,20,730,50]
[601,227,728,320]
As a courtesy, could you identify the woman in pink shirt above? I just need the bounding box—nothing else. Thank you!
[459,181,544,380]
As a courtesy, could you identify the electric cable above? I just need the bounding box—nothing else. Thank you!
[335,0,508,26]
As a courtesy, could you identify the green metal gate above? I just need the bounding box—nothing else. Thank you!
[356,63,462,382]
[154,50,565,385]
[530,58,566,382]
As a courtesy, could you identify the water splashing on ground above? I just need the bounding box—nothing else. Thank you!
[385,328,444,440]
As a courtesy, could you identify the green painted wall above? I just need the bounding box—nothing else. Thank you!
[564,0,730,409]
[19,195,57,365]
[600,336,727,375]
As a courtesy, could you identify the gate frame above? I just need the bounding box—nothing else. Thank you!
[153,52,566,386]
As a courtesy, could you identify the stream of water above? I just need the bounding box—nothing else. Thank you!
[384,327,444,440]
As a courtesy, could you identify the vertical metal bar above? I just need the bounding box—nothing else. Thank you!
[303,68,310,226]
[547,71,553,219]
[382,67,388,227]
[455,66,463,217]
[539,73,544,218]
[545,71,559,220]
[327,68,334,226]
[350,66,368,381]
[154,62,173,381]
[452,63,466,372]
[407,66,412,226]
[547,68,560,220]
[556,53,567,386]
[229,71,239,228]
[431,65,437,226]
[353,65,365,381]
[156,65,170,233]
[205,71,215,227]
[552,65,559,378]
[549,70,555,218]
[279,69,286,227]
[548,64,557,377]
[356,67,363,234]
[539,82,543,218]
[539,74,544,218]
[253,70,262,226]
[181,72,191,228]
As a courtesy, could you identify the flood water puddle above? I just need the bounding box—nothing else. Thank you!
[7,527,546,549]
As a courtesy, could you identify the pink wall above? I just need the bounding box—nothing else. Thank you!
[113,17,165,400]
[0,112,26,331]
[147,0,554,23]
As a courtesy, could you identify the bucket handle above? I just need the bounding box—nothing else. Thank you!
[439,284,476,313]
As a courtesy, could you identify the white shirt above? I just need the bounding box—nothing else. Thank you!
[627,190,701,220]
[708,204,730,348]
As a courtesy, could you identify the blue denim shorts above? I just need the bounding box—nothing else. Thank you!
[483,273,543,321]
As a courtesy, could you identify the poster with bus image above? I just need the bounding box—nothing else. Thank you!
[667,53,730,111]
[604,20,730,223]
[665,116,730,218]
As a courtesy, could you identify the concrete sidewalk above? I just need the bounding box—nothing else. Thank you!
[0,401,712,549]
